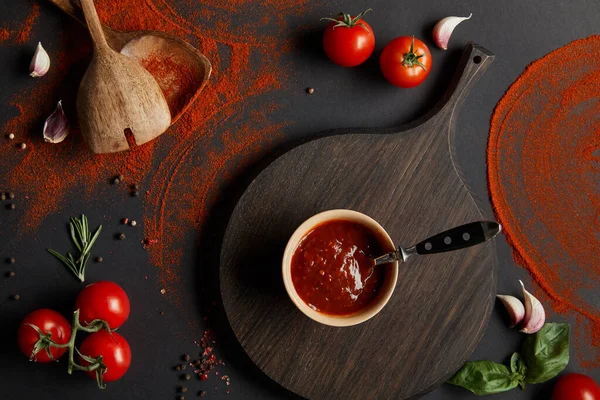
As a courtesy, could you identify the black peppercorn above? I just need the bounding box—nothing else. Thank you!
[183,354,190,362]
[7,203,15,210]
[117,174,124,181]
[131,191,139,197]
[118,233,126,240]
[199,390,206,397]
[0,193,6,201]
[179,386,188,393]
[113,177,120,184]
[7,257,15,264]
[182,373,191,381]
[96,257,103,263]
[131,184,139,190]
[174,365,182,371]
[6,271,15,278]
[7,192,15,199]
[12,294,20,300]
[177,396,184,400]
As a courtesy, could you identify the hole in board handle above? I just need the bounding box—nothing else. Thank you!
[473,55,482,64]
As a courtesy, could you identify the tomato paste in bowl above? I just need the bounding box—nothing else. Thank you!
[282,210,398,327]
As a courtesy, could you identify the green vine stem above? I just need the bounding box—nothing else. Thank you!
[31,309,111,389]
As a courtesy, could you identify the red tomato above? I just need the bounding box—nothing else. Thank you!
[75,281,130,329]
[322,9,375,67]
[17,309,71,363]
[79,331,131,382]
[380,36,432,88]
[552,373,600,400]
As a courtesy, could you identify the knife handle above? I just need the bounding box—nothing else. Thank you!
[414,221,501,255]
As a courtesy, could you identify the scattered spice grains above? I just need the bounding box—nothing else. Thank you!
[199,390,206,397]
[306,87,314,94]
[95,257,103,263]
[7,203,15,210]
[11,294,20,300]
[488,35,600,368]
[179,386,188,393]
[6,271,15,278]
[0,0,312,316]
[117,233,126,240]
[6,257,15,264]
[0,193,5,200]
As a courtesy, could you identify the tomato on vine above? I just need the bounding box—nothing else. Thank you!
[75,281,130,329]
[17,309,71,362]
[380,36,432,88]
[322,9,375,67]
[79,331,132,383]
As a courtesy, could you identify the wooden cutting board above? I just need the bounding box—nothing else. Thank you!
[220,43,497,400]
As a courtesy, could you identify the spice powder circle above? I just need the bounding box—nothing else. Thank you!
[488,35,600,367]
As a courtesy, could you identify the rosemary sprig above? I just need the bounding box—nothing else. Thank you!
[47,215,102,282]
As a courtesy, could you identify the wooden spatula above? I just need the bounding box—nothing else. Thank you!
[77,0,171,154]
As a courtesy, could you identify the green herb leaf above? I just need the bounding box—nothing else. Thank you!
[47,214,102,283]
[522,322,570,384]
[510,352,527,389]
[447,361,520,395]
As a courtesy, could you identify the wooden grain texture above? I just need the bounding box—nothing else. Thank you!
[48,0,211,126]
[220,43,497,400]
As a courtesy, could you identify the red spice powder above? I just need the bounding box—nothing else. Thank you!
[17,2,40,44]
[0,2,39,44]
[0,0,311,308]
[0,29,9,42]
[488,35,600,368]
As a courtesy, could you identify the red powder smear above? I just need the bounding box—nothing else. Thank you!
[0,29,9,42]
[0,0,311,308]
[488,35,600,368]
[17,2,40,44]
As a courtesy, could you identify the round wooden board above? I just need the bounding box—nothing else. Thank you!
[220,43,499,400]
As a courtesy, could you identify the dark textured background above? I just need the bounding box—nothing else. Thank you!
[1,0,599,399]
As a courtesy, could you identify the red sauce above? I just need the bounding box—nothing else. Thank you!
[291,220,387,316]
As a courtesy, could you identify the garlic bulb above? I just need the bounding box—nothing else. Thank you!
[432,14,472,50]
[30,42,50,78]
[519,280,546,334]
[496,294,525,328]
[43,101,69,143]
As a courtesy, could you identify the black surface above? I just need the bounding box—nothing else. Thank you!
[1,0,599,399]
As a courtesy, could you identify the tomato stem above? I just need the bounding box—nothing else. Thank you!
[402,36,427,71]
[29,309,110,389]
[320,8,372,32]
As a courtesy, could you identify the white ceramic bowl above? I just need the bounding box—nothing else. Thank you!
[282,209,398,327]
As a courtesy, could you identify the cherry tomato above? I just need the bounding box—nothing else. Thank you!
[552,373,600,400]
[75,281,130,329]
[380,36,432,88]
[17,309,71,363]
[322,9,375,67]
[79,331,131,382]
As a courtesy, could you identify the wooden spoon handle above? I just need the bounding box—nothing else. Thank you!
[79,0,111,52]
[46,0,126,50]
[46,0,84,24]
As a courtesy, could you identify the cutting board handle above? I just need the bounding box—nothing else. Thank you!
[433,42,495,121]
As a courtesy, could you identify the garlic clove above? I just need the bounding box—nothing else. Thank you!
[432,13,472,50]
[30,42,51,78]
[519,280,546,334]
[43,101,69,143]
[497,294,525,328]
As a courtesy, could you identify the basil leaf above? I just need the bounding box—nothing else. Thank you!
[510,352,527,389]
[447,361,519,395]
[522,322,570,384]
